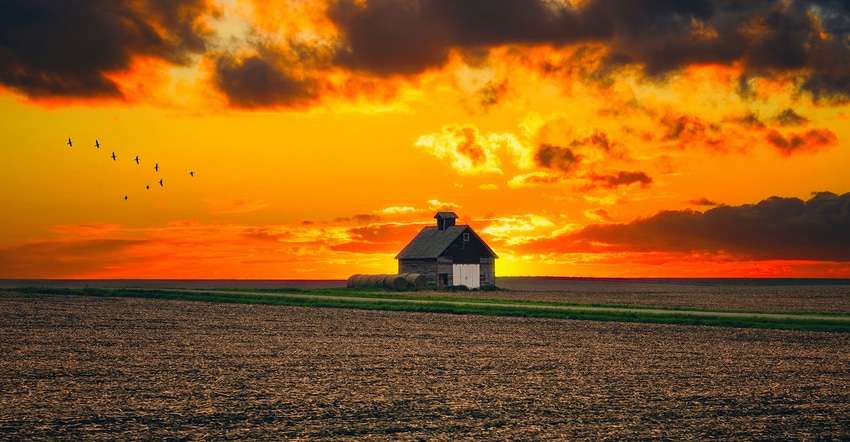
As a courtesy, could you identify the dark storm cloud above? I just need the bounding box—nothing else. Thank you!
[535,144,581,172]
[9,0,850,104]
[327,0,850,101]
[211,44,320,108]
[327,0,583,75]
[532,192,850,262]
[0,0,216,98]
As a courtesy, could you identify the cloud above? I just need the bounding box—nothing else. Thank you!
[50,223,123,238]
[521,191,850,262]
[415,124,509,174]
[685,197,719,206]
[0,0,216,98]
[479,215,557,247]
[326,0,850,102]
[330,222,423,254]
[730,112,766,129]
[571,130,619,152]
[428,199,461,211]
[660,113,724,150]
[586,171,653,189]
[347,223,421,242]
[352,213,381,224]
[535,143,582,172]
[773,108,809,127]
[0,239,147,278]
[766,128,837,156]
[375,206,420,215]
[584,208,612,222]
[10,0,850,107]
[508,171,565,188]
[211,43,321,108]
[327,0,575,76]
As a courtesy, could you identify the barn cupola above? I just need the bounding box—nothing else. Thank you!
[435,212,458,230]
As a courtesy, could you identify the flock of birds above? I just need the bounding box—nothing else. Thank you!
[67,137,194,201]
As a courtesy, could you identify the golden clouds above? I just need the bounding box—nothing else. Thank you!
[415,124,522,175]
[508,171,564,189]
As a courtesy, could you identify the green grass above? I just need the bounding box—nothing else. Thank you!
[198,286,850,318]
[7,286,850,333]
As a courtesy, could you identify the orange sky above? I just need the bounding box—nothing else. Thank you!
[2,0,850,279]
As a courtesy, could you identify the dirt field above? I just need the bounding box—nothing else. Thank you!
[2,291,849,440]
[489,277,850,313]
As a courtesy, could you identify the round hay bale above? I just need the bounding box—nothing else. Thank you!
[404,273,427,289]
[383,274,407,291]
[366,274,387,288]
[357,275,369,287]
[352,274,369,288]
[346,274,362,288]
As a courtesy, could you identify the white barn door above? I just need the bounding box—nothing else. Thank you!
[452,264,480,288]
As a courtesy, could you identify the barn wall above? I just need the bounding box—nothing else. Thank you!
[437,257,454,286]
[399,259,438,285]
[443,227,495,264]
[399,258,495,287]
[480,257,495,286]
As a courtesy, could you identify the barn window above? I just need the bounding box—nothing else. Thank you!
[463,233,469,242]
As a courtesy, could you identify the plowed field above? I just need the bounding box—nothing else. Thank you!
[2,291,849,440]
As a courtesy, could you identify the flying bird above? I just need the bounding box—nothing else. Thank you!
[154,163,159,172]
[95,140,100,148]
[124,195,128,201]
[67,138,72,147]
[111,152,116,161]
[189,171,194,177]
[134,155,139,164]
[158,179,163,187]
[146,185,150,190]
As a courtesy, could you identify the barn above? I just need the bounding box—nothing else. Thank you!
[395,212,498,288]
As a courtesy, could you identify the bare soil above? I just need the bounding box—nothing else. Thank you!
[481,277,850,314]
[2,291,849,440]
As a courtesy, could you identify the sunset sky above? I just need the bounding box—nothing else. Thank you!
[2,0,850,279]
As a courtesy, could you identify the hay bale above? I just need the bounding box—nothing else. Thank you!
[404,273,427,289]
[346,274,363,288]
[383,274,407,291]
[355,274,370,288]
[366,274,387,288]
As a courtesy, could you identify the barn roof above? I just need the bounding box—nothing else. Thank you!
[395,225,498,260]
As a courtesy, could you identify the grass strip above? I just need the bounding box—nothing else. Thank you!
[8,287,850,333]
[194,286,850,318]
